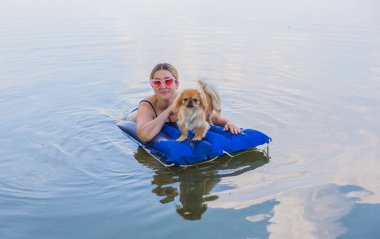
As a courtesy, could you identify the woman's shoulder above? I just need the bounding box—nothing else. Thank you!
[139,95,158,117]
[139,95,156,104]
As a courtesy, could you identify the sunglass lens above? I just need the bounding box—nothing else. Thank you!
[152,80,161,88]
[165,78,174,87]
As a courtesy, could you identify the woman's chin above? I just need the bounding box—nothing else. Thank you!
[158,91,173,99]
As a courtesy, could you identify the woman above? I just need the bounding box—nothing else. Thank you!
[130,63,241,142]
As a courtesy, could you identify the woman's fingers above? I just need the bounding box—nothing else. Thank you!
[232,124,242,134]
[224,122,242,134]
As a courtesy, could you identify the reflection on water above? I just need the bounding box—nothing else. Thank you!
[268,184,373,239]
[1,0,380,237]
[134,147,270,220]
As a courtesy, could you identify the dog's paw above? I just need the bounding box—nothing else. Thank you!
[191,136,203,141]
[177,135,187,142]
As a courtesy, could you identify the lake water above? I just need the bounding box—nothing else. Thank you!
[1,0,379,238]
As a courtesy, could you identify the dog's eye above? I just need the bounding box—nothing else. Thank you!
[193,99,198,102]
[183,98,188,102]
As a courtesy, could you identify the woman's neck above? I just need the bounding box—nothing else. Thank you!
[155,96,172,111]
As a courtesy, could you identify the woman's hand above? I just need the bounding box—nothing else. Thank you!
[223,122,242,135]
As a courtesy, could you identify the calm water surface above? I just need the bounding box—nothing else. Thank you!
[1,0,379,238]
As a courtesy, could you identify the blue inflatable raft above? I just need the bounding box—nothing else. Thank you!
[117,121,272,167]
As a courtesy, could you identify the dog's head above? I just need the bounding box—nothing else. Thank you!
[172,88,208,113]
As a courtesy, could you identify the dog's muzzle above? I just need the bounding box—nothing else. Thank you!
[186,100,194,108]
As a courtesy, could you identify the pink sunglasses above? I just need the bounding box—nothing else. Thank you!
[150,77,175,89]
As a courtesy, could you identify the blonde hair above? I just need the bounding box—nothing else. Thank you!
[150,63,179,81]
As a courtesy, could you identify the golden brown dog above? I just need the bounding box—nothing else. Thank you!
[172,80,221,141]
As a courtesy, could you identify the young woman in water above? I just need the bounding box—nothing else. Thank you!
[130,63,241,142]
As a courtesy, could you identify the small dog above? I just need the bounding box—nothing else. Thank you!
[172,80,221,141]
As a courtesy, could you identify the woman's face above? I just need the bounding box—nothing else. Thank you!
[151,69,178,101]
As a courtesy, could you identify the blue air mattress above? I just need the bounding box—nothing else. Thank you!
[117,121,271,166]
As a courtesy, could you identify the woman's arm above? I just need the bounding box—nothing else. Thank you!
[128,110,137,121]
[211,114,242,135]
[136,103,173,142]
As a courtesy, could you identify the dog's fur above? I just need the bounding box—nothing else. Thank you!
[172,80,221,141]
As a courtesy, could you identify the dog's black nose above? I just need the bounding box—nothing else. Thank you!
[186,100,194,107]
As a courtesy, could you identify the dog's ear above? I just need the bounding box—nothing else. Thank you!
[199,90,208,111]
[172,90,184,113]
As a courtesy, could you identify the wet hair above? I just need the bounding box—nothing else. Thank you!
[150,63,179,82]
